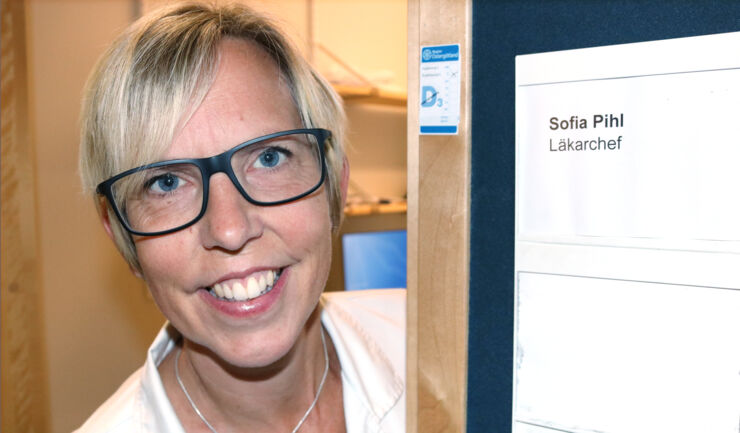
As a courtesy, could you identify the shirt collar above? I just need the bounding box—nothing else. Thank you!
[320,295,405,422]
[139,324,185,432]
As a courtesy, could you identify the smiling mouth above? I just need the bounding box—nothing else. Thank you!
[207,269,283,302]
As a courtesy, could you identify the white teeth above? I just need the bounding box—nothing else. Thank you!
[232,281,248,301]
[210,269,281,301]
[246,277,260,298]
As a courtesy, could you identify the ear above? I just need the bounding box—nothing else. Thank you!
[339,156,350,207]
[99,199,116,241]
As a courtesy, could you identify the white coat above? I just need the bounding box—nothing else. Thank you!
[75,289,406,433]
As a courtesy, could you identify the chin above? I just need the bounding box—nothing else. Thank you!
[208,331,303,372]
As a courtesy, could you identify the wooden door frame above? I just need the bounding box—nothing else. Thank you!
[407,1,472,432]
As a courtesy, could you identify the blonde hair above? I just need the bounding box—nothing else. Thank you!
[80,2,346,272]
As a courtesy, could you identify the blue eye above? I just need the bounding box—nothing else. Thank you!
[149,173,180,193]
[254,148,285,169]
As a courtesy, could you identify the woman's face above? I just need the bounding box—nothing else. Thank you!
[132,39,337,367]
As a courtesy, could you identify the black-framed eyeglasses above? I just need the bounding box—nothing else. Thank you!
[96,128,331,236]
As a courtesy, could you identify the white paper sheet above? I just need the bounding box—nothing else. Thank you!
[514,32,740,433]
[515,273,740,433]
[516,32,740,249]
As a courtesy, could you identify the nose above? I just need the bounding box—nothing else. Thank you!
[199,173,262,251]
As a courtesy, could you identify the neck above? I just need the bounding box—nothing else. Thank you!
[169,310,331,432]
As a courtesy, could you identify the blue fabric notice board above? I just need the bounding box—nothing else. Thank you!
[469,2,740,431]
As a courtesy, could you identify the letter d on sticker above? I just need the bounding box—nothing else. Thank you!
[421,86,437,107]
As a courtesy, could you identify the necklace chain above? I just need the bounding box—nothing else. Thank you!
[174,329,329,433]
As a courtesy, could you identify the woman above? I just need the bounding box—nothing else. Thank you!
[77,2,405,432]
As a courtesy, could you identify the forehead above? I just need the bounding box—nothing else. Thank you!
[166,39,302,160]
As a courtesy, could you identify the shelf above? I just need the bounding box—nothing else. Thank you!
[344,201,407,217]
[333,84,407,106]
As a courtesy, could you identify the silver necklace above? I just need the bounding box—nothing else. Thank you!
[175,328,329,433]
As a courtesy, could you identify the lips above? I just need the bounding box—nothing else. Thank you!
[207,269,282,302]
[199,267,287,318]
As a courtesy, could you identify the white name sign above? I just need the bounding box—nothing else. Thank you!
[517,32,740,248]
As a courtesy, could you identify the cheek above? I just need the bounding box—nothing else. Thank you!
[277,199,334,274]
[134,231,195,290]
[134,234,200,323]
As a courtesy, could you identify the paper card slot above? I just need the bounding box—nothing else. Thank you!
[514,272,740,433]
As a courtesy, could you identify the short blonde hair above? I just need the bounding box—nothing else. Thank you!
[80,2,346,272]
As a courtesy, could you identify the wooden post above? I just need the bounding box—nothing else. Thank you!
[407,1,471,432]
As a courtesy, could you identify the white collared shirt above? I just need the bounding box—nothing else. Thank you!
[75,289,406,433]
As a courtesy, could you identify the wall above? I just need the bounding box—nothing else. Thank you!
[26,1,169,432]
[1,1,50,431]
[25,1,406,432]
[345,102,407,201]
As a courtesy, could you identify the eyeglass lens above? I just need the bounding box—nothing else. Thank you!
[109,132,322,234]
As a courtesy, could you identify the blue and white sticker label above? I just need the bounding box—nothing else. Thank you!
[420,44,461,135]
